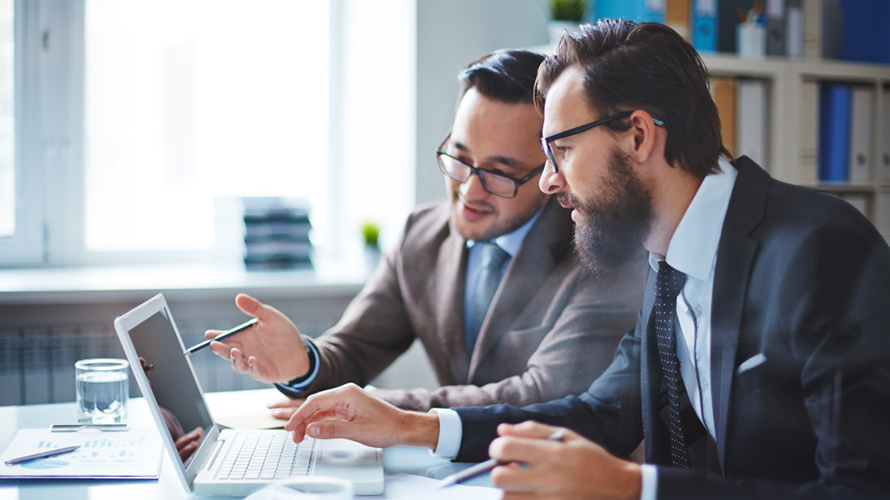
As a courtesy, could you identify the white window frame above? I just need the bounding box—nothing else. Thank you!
[1,0,421,269]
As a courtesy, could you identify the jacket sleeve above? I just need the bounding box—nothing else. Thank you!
[452,323,645,463]
[373,256,645,411]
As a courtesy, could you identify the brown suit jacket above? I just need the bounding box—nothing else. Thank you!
[293,197,644,411]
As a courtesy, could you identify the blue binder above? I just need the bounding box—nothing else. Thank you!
[692,0,718,52]
[818,83,852,182]
[590,0,665,23]
[837,0,890,64]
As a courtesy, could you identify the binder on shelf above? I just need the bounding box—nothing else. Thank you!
[785,0,803,57]
[798,80,820,184]
[711,77,737,157]
[820,0,842,59]
[666,0,691,40]
[803,0,822,59]
[836,0,890,64]
[718,0,757,54]
[692,0,718,52]
[242,197,313,271]
[766,0,786,56]
[818,83,851,182]
[736,79,768,169]
[848,86,875,184]
[592,0,665,23]
[881,88,890,183]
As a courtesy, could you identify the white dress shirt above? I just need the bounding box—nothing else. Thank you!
[433,158,738,500]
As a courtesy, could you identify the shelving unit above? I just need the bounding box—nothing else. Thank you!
[701,52,890,237]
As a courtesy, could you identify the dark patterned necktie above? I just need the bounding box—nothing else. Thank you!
[653,261,690,468]
[467,243,510,354]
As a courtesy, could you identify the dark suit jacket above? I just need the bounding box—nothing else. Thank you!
[293,196,644,411]
[455,158,890,499]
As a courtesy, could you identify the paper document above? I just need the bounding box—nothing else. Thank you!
[0,427,163,479]
[375,473,501,500]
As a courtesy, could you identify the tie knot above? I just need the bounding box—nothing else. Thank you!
[656,262,686,300]
[479,243,510,269]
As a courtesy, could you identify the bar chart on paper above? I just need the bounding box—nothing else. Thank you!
[0,428,162,479]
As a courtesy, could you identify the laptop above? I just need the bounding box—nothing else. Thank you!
[113,293,384,497]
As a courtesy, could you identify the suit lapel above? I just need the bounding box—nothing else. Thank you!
[468,199,572,377]
[710,157,769,471]
[638,266,664,461]
[438,217,471,382]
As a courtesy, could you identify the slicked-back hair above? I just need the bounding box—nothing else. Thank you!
[535,19,730,179]
[459,49,546,105]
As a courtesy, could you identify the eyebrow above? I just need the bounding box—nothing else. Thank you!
[449,139,525,170]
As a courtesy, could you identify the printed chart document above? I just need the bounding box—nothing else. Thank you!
[0,428,162,479]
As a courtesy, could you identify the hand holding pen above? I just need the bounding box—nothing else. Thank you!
[438,428,566,488]
[478,421,645,499]
[203,293,313,384]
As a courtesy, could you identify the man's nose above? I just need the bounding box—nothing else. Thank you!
[539,164,565,195]
[460,171,489,199]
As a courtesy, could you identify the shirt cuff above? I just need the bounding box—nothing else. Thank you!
[640,464,657,500]
[429,408,462,459]
[273,336,321,396]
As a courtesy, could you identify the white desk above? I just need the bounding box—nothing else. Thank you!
[0,390,493,499]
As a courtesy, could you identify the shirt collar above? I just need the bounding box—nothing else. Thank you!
[648,157,738,281]
[467,207,544,258]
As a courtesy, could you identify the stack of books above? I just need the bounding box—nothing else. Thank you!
[242,197,313,271]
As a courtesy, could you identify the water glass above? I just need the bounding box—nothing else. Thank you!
[75,358,129,423]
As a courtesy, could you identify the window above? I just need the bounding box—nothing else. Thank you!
[0,0,12,238]
[84,0,330,257]
[0,0,416,269]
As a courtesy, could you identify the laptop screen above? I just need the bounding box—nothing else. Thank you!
[126,307,214,464]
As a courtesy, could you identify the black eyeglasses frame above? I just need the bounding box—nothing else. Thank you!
[541,111,665,174]
[436,133,545,199]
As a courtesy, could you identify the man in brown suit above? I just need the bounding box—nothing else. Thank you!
[206,49,644,414]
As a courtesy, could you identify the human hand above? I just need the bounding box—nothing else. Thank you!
[489,421,641,500]
[175,427,204,461]
[268,397,304,421]
[284,383,439,450]
[205,293,310,383]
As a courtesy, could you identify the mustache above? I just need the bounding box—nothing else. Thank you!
[557,193,581,210]
[457,192,496,212]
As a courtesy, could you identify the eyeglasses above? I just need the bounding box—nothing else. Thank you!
[541,111,665,174]
[436,134,545,198]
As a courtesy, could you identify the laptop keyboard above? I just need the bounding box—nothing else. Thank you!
[217,432,316,481]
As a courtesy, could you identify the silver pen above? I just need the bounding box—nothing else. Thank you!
[5,445,80,465]
[437,428,566,488]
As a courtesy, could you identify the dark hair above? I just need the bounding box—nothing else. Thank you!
[535,19,729,179]
[459,49,546,105]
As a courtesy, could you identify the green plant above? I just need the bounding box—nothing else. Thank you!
[360,221,380,247]
[549,0,588,22]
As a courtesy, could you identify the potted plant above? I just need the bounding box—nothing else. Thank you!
[548,0,589,44]
[360,220,381,271]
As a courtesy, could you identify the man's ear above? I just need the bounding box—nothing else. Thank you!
[627,110,662,164]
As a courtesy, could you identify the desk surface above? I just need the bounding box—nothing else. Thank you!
[0,390,492,499]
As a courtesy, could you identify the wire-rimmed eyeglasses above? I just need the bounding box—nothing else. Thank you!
[437,133,545,198]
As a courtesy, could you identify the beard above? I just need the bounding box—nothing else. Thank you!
[561,148,653,277]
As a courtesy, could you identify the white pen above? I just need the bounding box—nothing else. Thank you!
[437,428,566,488]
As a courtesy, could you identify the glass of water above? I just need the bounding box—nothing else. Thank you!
[75,358,130,424]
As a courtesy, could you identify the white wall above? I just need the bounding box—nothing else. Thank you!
[414,0,551,205]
